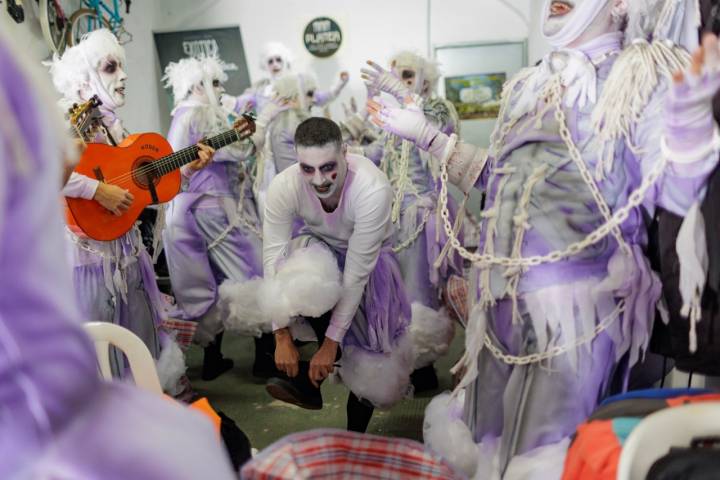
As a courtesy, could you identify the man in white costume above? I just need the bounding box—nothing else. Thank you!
[224,117,413,433]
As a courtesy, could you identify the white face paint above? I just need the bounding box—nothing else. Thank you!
[267,56,285,77]
[543,0,619,47]
[297,143,347,200]
[544,0,583,36]
[96,55,127,108]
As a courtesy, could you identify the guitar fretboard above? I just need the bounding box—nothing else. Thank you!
[152,129,242,176]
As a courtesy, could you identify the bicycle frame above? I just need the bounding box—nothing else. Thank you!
[82,0,123,30]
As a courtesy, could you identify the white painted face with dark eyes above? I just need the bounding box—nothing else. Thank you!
[296,143,347,199]
[267,56,285,76]
[97,55,127,107]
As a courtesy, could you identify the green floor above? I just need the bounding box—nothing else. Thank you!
[185,332,464,450]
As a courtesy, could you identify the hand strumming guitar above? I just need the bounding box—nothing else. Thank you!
[94,183,134,216]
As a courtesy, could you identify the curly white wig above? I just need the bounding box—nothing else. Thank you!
[259,41,294,71]
[272,72,317,100]
[162,57,203,104]
[199,54,230,85]
[48,28,125,102]
[389,50,441,94]
[162,55,230,105]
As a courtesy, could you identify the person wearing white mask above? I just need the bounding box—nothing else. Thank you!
[49,29,214,390]
[162,55,278,381]
[366,0,719,477]
[359,51,463,394]
[222,117,414,433]
[222,41,349,116]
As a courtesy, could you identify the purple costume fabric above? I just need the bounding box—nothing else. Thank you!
[62,116,164,376]
[453,32,717,474]
[163,101,262,339]
[364,97,464,310]
[0,36,235,479]
[322,241,411,353]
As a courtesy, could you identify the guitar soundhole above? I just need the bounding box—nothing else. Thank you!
[131,157,161,190]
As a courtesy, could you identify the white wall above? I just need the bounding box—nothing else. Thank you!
[2,0,538,136]
[152,0,533,133]
[528,0,552,64]
[0,4,53,61]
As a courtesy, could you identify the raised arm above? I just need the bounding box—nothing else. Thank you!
[638,34,720,215]
[367,98,487,194]
[313,71,349,106]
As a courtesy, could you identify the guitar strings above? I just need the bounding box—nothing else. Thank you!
[103,129,241,184]
[104,130,237,184]
[100,129,243,186]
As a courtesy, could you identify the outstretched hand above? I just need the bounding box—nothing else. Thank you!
[361,60,410,103]
[665,33,720,155]
[367,97,439,150]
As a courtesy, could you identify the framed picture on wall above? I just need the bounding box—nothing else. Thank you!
[444,72,506,120]
[434,40,527,147]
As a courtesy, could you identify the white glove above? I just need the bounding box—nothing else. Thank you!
[361,60,411,104]
[366,97,440,150]
[664,34,720,157]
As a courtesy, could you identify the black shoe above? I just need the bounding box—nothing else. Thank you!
[411,365,439,393]
[265,362,323,410]
[202,357,234,381]
[202,332,234,381]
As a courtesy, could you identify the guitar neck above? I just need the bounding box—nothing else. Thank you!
[153,129,241,176]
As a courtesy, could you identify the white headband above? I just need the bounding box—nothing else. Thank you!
[542,0,609,48]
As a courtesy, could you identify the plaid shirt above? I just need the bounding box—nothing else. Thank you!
[241,429,466,479]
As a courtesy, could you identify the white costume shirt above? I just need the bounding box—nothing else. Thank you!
[263,154,394,343]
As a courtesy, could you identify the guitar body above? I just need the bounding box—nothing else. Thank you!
[66,132,179,241]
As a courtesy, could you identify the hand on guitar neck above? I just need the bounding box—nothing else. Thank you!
[180,117,252,175]
[66,113,257,241]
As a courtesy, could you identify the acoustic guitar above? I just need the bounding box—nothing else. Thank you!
[65,113,255,241]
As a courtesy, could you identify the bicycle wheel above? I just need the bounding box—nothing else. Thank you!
[39,0,68,53]
[66,8,111,48]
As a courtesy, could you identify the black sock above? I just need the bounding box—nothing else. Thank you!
[346,392,374,433]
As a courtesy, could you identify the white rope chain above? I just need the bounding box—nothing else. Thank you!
[438,74,665,365]
[436,74,669,268]
[68,225,143,260]
[392,208,432,253]
[483,299,625,365]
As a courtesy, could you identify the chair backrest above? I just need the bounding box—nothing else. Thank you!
[83,321,163,395]
[617,402,720,480]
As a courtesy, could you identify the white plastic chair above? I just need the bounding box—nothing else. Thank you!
[617,402,720,480]
[83,321,163,395]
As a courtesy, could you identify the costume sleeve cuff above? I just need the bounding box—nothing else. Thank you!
[661,129,720,178]
[325,321,349,344]
[83,178,100,199]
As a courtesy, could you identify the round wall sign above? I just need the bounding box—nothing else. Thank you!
[303,17,342,58]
